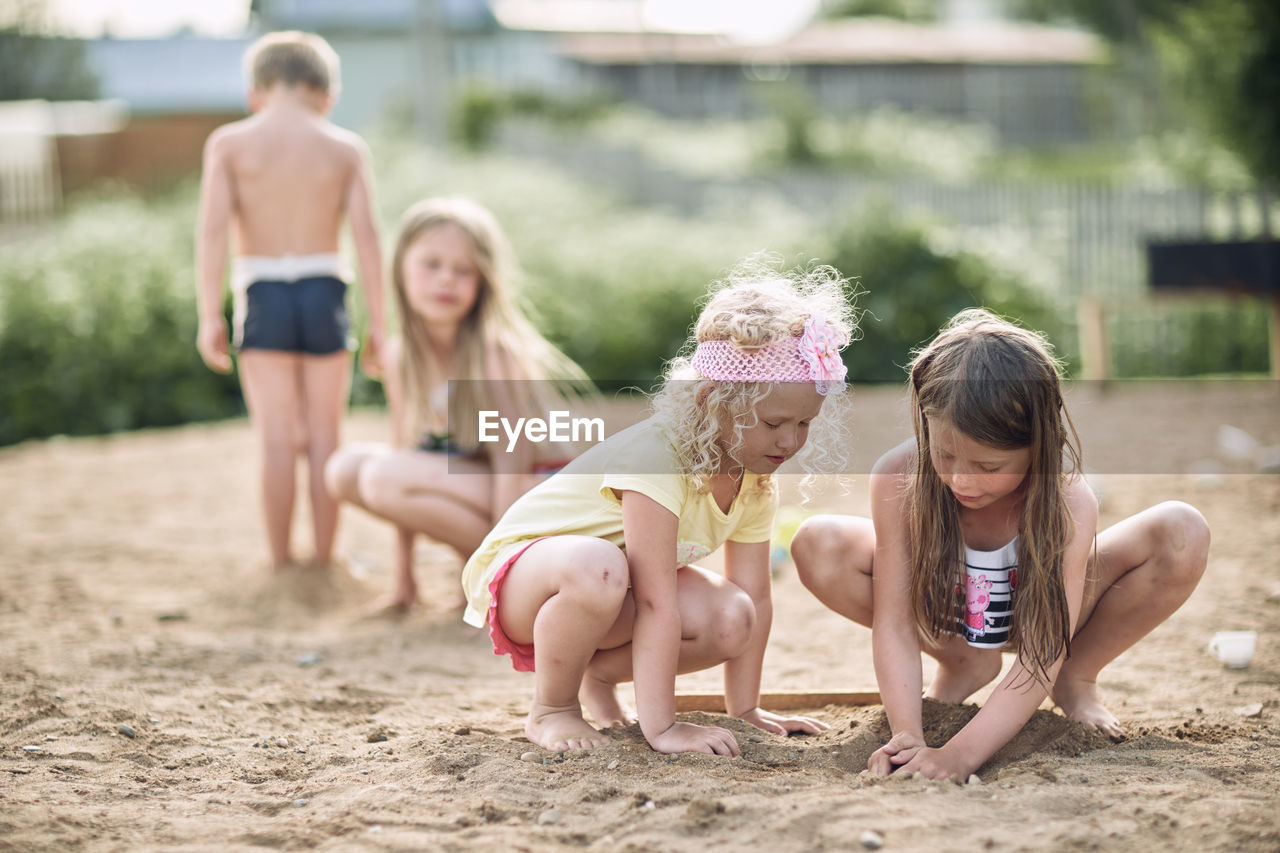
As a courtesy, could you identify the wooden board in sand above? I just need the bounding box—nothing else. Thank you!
[674,690,881,712]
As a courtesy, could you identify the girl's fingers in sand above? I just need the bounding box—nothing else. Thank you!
[897,746,969,781]
[651,722,741,757]
[740,708,830,736]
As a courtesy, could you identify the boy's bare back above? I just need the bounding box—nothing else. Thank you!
[208,104,364,257]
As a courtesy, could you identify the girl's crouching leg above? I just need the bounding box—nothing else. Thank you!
[791,514,875,625]
[1149,500,1211,592]
[675,567,756,670]
[324,442,384,506]
[502,537,631,752]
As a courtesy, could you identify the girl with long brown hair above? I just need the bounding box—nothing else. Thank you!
[325,197,590,613]
[792,308,1210,781]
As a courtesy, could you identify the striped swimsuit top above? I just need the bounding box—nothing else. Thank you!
[959,536,1018,649]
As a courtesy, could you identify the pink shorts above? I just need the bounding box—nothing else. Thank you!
[485,537,549,672]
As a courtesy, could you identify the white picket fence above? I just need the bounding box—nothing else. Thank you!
[0,101,62,223]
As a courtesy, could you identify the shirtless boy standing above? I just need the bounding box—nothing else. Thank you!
[195,30,386,572]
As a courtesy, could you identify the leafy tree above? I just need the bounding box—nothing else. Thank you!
[0,0,98,101]
[1009,0,1280,185]
[821,0,939,20]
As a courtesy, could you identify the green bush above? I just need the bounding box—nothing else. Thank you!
[449,81,616,151]
[822,206,1072,382]
[449,79,507,150]
[0,189,244,445]
[1109,300,1270,377]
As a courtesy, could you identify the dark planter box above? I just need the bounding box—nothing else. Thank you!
[1148,239,1280,296]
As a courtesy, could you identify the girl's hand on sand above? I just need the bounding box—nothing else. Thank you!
[739,707,829,736]
[197,318,232,374]
[649,721,740,757]
[867,731,925,774]
[895,745,972,782]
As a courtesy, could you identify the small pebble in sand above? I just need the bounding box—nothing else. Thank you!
[22,745,41,753]
[453,726,471,736]
[607,759,619,771]
[275,737,289,748]
[44,735,57,742]
[967,774,982,785]
[538,810,561,825]
[859,829,884,849]
[118,725,136,738]
[520,751,541,763]
[294,799,308,808]
[1234,703,1263,718]
[296,652,323,667]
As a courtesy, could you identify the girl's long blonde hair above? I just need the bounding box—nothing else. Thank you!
[907,308,1083,685]
[391,197,590,450]
[652,257,856,496]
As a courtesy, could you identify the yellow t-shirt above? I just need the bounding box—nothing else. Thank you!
[460,417,778,628]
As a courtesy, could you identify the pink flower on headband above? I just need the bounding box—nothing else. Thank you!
[799,312,847,396]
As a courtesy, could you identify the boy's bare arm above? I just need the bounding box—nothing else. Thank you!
[195,130,235,373]
[344,136,386,376]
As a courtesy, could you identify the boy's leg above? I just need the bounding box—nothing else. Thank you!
[496,536,631,751]
[577,564,756,726]
[356,450,493,557]
[792,515,875,624]
[1053,501,1210,733]
[299,351,351,567]
[239,350,304,570]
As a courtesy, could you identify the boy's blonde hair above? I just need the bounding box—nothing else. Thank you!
[390,197,590,450]
[653,257,856,496]
[244,31,340,97]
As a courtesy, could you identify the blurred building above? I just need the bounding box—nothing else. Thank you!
[12,0,1109,205]
[495,6,1105,145]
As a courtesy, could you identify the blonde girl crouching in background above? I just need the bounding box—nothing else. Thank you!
[325,197,591,612]
[459,259,856,754]
[792,309,1209,781]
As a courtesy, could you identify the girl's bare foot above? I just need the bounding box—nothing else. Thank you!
[1052,677,1125,738]
[359,594,419,620]
[526,701,610,752]
[578,675,637,728]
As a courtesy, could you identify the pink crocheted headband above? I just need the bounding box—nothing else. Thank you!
[690,312,848,396]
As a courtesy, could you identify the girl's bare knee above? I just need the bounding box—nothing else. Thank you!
[712,587,756,658]
[560,539,629,606]
[323,450,359,500]
[1154,501,1210,586]
[792,516,869,592]
[356,456,399,513]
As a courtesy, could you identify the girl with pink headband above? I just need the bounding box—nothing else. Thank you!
[459,258,857,754]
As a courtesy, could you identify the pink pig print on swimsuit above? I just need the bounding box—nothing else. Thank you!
[965,574,994,638]
[958,537,1018,649]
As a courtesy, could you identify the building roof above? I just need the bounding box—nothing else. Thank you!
[489,0,648,33]
[555,18,1102,66]
[255,0,494,32]
[86,37,250,114]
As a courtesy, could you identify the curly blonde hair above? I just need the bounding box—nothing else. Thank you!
[651,257,857,496]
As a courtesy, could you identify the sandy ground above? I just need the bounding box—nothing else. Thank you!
[1,381,1278,852]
